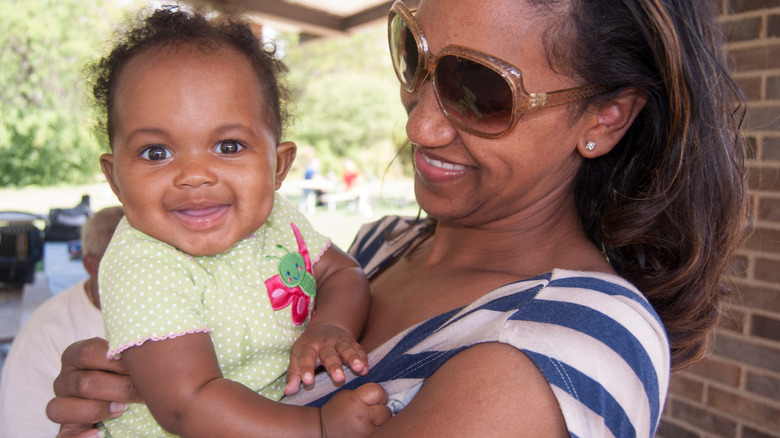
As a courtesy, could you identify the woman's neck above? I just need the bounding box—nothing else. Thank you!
[418,195,610,277]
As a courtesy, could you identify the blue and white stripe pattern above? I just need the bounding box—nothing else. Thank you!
[283,216,670,438]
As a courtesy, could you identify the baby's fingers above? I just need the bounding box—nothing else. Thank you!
[354,383,391,427]
[335,338,369,376]
[353,382,388,406]
[284,361,302,396]
[290,344,319,386]
[318,343,347,383]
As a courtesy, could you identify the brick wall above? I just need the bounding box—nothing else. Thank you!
[657,1,780,437]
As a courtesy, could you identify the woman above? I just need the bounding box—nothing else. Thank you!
[46,0,748,436]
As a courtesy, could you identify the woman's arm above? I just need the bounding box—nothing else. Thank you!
[285,245,371,394]
[368,342,568,437]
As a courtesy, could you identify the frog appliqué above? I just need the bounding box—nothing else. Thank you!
[264,223,316,325]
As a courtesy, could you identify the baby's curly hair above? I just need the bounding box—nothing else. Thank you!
[88,5,289,147]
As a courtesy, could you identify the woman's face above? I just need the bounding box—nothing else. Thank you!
[101,44,293,256]
[403,0,590,228]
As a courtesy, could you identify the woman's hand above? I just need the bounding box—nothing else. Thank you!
[46,337,141,437]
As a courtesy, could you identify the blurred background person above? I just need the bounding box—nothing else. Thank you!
[0,206,123,438]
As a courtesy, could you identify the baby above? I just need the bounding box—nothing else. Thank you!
[92,6,388,437]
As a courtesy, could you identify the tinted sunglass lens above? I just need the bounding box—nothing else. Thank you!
[435,55,513,135]
[389,14,419,90]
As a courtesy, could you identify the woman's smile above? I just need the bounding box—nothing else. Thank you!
[413,146,472,182]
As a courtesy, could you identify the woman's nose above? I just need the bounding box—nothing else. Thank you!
[173,155,217,188]
[402,82,457,147]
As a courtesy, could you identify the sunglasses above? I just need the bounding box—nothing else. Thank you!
[388,0,609,138]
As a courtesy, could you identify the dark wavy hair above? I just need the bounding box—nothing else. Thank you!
[528,0,750,369]
[88,5,289,147]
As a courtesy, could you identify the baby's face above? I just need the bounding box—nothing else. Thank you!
[101,44,293,256]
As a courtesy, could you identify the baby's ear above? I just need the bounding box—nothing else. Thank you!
[274,142,297,189]
[577,88,647,157]
[100,153,122,199]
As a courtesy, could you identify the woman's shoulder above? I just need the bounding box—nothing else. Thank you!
[545,268,655,307]
[539,269,665,336]
[498,268,670,438]
[508,268,669,373]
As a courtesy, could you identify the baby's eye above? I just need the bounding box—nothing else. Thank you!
[215,140,244,154]
[141,145,171,161]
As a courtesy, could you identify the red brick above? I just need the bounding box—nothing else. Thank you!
[669,374,706,401]
[707,386,780,431]
[743,424,779,438]
[738,283,780,313]
[750,313,780,343]
[764,137,780,162]
[712,333,780,372]
[722,16,762,42]
[745,104,780,131]
[754,257,780,283]
[685,357,742,388]
[690,3,780,437]
[769,14,780,38]
[768,75,780,100]
[729,0,780,13]
[757,197,780,221]
[736,76,763,101]
[728,45,780,73]
[656,419,702,438]
[744,226,780,254]
[670,398,737,437]
[746,371,780,402]
[747,166,780,193]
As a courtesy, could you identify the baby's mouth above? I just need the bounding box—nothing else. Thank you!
[172,204,229,228]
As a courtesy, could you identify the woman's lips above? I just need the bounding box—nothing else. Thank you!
[172,204,229,229]
[422,152,467,171]
[413,147,471,183]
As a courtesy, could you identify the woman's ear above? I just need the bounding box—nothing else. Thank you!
[100,153,122,199]
[274,141,297,190]
[578,88,647,157]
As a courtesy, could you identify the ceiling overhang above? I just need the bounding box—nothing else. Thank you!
[186,0,419,37]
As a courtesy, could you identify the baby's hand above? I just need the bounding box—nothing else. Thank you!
[320,383,391,438]
[285,322,368,395]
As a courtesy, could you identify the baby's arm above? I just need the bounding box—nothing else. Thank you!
[122,334,320,436]
[122,332,387,437]
[285,245,371,395]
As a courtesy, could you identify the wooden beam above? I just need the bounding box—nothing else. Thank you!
[341,1,395,31]
[186,0,414,36]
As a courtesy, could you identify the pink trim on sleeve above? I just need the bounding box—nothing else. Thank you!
[310,239,332,266]
[106,327,213,359]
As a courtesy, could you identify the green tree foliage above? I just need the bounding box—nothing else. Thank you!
[279,25,410,180]
[0,0,136,187]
